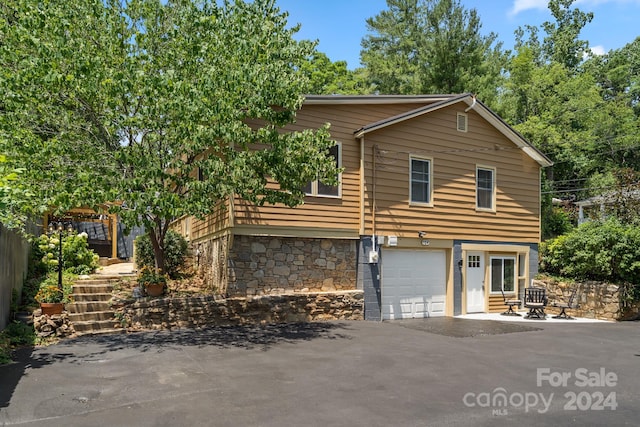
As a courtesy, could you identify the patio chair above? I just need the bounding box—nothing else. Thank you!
[524,287,547,319]
[500,290,521,316]
[552,287,580,320]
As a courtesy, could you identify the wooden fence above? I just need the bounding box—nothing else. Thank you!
[0,223,32,330]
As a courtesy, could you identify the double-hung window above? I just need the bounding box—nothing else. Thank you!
[410,156,432,205]
[476,166,495,211]
[304,143,341,197]
[490,256,515,293]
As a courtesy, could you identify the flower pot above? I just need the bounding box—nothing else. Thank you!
[145,283,164,297]
[40,302,64,316]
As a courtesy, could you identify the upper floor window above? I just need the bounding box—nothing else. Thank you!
[304,143,341,197]
[476,166,495,211]
[410,156,432,205]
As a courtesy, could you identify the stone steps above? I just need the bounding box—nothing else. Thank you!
[72,292,113,302]
[68,310,116,322]
[68,275,135,336]
[72,284,113,294]
[72,320,123,334]
[67,301,112,313]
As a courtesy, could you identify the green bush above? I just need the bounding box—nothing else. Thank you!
[542,206,574,240]
[541,218,640,283]
[37,232,99,275]
[134,230,188,278]
[0,321,36,365]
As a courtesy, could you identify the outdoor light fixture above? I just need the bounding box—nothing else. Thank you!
[418,231,427,238]
[48,220,74,291]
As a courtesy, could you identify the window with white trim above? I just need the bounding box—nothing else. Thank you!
[490,256,515,293]
[476,166,495,210]
[410,156,432,205]
[304,143,341,197]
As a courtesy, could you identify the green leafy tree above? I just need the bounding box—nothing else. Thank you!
[0,0,339,273]
[542,0,593,71]
[301,52,372,95]
[514,0,593,71]
[360,0,505,102]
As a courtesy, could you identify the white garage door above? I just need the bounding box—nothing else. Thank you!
[382,249,447,320]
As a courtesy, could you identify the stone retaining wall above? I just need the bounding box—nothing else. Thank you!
[227,236,357,296]
[534,278,640,321]
[32,309,75,338]
[115,290,364,330]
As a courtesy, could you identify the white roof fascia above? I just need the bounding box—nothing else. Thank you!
[303,94,454,105]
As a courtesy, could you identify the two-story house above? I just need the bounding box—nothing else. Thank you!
[173,94,552,320]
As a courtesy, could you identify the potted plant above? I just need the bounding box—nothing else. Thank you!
[35,275,74,315]
[137,266,167,297]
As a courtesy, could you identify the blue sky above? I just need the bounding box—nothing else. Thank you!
[274,0,640,69]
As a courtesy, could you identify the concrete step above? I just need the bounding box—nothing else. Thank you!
[71,293,113,302]
[74,327,127,337]
[72,284,113,294]
[72,319,121,333]
[67,301,112,313]
[68,310,115,322]
[75,278,123,285]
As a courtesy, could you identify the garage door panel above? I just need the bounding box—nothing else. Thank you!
[382,250,447,320]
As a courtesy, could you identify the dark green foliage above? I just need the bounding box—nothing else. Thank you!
[540,218,640,284]
[542,206,574,240]
[135,230,188,278]
[0,321,36,365]
[360,0,505,101]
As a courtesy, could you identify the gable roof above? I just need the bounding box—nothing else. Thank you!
[304,93,553,168]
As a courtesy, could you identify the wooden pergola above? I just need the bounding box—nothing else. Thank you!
[44,207,119,259]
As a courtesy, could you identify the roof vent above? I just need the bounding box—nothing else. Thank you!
[457,113,468,132]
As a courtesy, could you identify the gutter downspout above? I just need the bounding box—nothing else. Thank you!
[464,95,477,112]
[359,136,365,236]
[372,144,378,238]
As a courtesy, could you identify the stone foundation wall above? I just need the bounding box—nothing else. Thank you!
[116,290,364,330]
[535,278,640,321]
[228,236,357,296]
[194,235,230,294]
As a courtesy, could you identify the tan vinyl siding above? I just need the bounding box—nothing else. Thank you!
[364,104,542,242]
[188,199,232,242]
[488,295,510,313]
[232,103,432,231]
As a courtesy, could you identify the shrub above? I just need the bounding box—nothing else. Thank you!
[134,230,188,278]
[37,231,99,275]
[0,321,36,365]
[540,218,640,284]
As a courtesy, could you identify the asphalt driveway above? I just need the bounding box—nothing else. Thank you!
[1,318,638,426]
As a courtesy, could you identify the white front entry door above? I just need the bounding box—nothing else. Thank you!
[466,251,485,313]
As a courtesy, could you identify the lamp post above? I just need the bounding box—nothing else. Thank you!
[48,221,73,291]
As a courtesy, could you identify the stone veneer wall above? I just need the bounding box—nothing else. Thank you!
[194,235,230,294]
[115,290,364,330]
[227,236,357,296]
[534,278,640,321]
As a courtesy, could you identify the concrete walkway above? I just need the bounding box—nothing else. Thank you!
[458,312,613,323]
[1,319,638,426]
[94,262,136,276]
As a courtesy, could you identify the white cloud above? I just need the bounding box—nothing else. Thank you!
[589,45,606,56]
[509,0,549,16]
[510,0,640,16]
